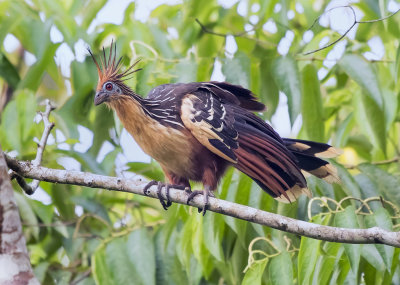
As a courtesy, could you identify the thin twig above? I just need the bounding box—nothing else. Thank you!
[70,269,92,285]
[345,156,400,169]
[296,56,394,63]
[195,18,277,48]
[304,6,400,55]
[195,18,262,38]
[21,220,76,228]
[28,99,55,194]
[372,157,400,165]
[6,155,400,248]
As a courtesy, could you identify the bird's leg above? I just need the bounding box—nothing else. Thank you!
[186,186,214,216]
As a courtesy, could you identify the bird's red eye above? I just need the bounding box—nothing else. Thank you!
[105,83,113,91]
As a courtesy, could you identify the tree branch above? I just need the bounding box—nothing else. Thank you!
[0,149,39,284]
[304,5,400,55]
[6,155,400,248]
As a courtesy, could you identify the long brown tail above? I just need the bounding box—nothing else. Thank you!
[232,109,341,203]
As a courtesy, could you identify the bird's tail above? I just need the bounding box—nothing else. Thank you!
[232,118,342,203]
[282,138,342,184]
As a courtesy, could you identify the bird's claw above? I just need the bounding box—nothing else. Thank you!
[143,180,158,196]
[157,182,171,210]
[143,180,188,211]
[186,187,214,216]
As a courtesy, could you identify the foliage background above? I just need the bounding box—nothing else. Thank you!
[0,0,400,284]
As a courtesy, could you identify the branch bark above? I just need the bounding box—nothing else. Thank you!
[6,155,400,248]
[0,148,39,284]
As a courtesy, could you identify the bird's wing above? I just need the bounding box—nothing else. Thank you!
[180,91,239,163]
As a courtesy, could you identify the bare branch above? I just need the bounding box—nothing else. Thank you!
[296,56,394,63]
[19,99,55,194]
[195,18,263,38]
[345,156,400,169]
[6,155,400,248]
[32,100,55,168]
[304,6,400,55]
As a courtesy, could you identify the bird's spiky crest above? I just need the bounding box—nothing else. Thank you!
[88,40,142,86]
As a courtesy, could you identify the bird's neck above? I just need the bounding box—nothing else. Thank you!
[107,95,152,136]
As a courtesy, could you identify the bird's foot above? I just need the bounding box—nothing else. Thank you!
[143,180,188,210]
[143,180,158,196]
[186,187,214,216]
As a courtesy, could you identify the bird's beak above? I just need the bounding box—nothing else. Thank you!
[94,91,108,106]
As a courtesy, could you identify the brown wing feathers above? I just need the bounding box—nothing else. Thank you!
[180,82,340,202]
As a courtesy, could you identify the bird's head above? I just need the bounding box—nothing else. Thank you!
[88,41,141,106]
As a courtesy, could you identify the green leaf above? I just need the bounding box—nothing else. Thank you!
[0,52,20,88]
[316,242,341,285]
[358,163,400,207]
[57,58,98,139]
[79,0,108,29]
[33,262,50,284]
[14,192,39,240]
[353,92,386,153]
[155,227,188,285]
[268,251,293,285]
[127,161,164,181]
[298,235,320,285]
[272,55,302,125]
[51,184,75,220]
[334,206,361,276]
[30,200,54,225]
[222,52,251,88]
[172,59,198,83]
[92,245,115,285]
[127,229,156,285]
[298,215,330,285]
[154,228,189,285]
[70,196,111,224]
[149,25,175,58]
[18,43,60,91]
[332,162,362,199]
[301,64,325,141]
[339,54,383,107]
[203,212,225,261]
[223,172,250,246]
[242,259,268,285]
[89,106,115,156]
[364,208,394,272]
[361,244,385,272]
[0,90,38,154]
[395,44,400,85]
[105,237,139,284]
[335,256,351,285]
[259,58,279,119]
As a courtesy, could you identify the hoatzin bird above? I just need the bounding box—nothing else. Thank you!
[89,43,341,215]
